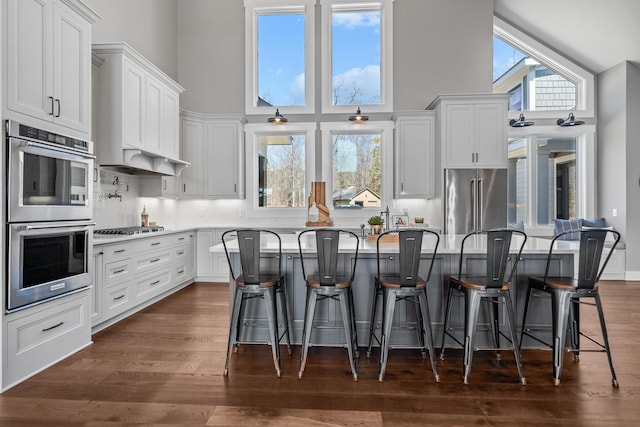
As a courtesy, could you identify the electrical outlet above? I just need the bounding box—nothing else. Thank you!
[612,208,618,217]
[239,208,245,217]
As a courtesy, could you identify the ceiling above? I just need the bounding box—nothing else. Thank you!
[494,0,640,75]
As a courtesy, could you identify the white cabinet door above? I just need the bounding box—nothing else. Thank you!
[394,112,435,198]
[206,120,242,198]
[92,244,104,325]
[144,73,163,154]
[444,104,476,168]
[475,102,507,168]
[163,89,180,159]
[52,0,91,133]
[181,118,205,197]
[196,230,216,277]
[6,0,53,123]
[122,57,145,148]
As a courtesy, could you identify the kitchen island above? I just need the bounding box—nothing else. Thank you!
[210,232,579,349]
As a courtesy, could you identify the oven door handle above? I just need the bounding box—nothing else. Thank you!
[18,222,95,231]
[18,139,96,160]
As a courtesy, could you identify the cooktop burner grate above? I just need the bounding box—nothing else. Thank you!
[94,225,165,235]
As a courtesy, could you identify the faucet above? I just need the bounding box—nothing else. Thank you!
[108,189,122,201]
[380,205,390,231]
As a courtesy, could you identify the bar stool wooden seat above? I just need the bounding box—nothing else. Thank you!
[440,229,527,384]
[366,229,440,382]
[297,228,360,380]
[222,229,292,377]
[521,228,621,386]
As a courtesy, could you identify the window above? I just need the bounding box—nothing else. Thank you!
[245,122,316,216]
[245,0,315,114]
[321,121,393,218]
[321,1,394,114]
[507,127,595,231]
[493,16,594,120]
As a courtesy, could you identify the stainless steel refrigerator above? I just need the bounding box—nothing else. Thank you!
[443,169,508,234]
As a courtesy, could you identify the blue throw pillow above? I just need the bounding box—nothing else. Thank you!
[553,218,583,240]
[583,217,606,228]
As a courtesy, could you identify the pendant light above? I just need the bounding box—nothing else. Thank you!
[509,113,534,127]
[557,113,584,127]
[267,108,288,124]
[348,107,369,122]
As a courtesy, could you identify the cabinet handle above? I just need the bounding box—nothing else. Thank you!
[55,99,61,117]
[113,294,125,301]
[48,96,54,115]
[163,179,167,190]
[177,269,185,274]
[114,249,126,253]
[287,256,292,260]
[150,258,160,263]
[401,182,404,193]
[42,321,64,332]
[183,183,186,192]
[234,183,237,193]
[388,256,394,260]
[178,237,185,241]
[113,268,125,274]
[177,251,185,255]
[150,280,161,285]
[151,242,161,246]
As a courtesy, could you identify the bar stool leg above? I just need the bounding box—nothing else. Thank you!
[378,289,397,381]
[339,290,358,381]
[264,288,281,377]
[440,286,454,360]
[551,290,572,386]
[504,291,526,385]
[595,293,618,387]
[299,289,318,379]
[367,279,382,358]
[488,297,501,360]
[412,295,427,358]
[569,297,580,361]
[224,289,244,376]
[463,290,481,384]
[519,284,534,352]
[348,287,359,358]
[418,289,439,382]
[277,280,293,355]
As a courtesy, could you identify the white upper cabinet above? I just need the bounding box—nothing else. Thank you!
[206,119,244,199]
[4,0,98,137]
[428,94,510,169]
[394,111,436,199]
[92,43,187,176]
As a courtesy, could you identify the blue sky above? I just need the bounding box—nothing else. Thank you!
[257,13,525,106]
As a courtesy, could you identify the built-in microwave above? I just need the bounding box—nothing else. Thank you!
[5,121,94,222]
[6,221,94,312]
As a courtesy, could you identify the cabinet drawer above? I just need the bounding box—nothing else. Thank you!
[172,232,194,245]
[174,263,188,283]
[135,268,172,301]
[103,281,133,318]
[134,249,172,275]
[7,293,89,366]
[104,242,133,261]
[173,244,188,262]
[134,235,172,252]
[105,259,133,285]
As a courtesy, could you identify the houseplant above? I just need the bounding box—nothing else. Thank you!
[368,215,384,234]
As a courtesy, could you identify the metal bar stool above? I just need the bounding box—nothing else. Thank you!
[222,229,292,377]
[440,229,527,384]
[520,228,621,386]
[297,228,360,380]
[366,228,441,382]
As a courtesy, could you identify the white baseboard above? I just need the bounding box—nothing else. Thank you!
[625,271,640,281]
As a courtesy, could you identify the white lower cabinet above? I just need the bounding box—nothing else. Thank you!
[93,231,196,331]
[196,228,231,282]
[4,290,92,390]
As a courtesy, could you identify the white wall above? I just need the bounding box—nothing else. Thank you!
[84,0,178,80]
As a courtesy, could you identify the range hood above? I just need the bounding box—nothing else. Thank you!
[98,148,190,176]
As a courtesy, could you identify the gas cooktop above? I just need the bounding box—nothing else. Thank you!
[94,225,165,235]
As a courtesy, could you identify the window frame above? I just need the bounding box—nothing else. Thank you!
[244,0,316,115]
[320,120,394,221]
[494,16,595,121]
[320,0,394,114]
[507,125,596,235]
[244,122,317,218]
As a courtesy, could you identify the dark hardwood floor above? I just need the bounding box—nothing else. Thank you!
[1,281,639,426]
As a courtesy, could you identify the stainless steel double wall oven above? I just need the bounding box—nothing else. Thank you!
[5,121,95,312]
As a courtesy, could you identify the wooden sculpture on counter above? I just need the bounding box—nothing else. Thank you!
[306,182,333,226]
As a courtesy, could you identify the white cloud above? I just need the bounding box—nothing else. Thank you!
[333,12,379,30]
[333,65,380,105]
[289,72,306,104]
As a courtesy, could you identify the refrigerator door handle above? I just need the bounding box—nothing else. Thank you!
[477,178,483,230]
[471,178,477,231]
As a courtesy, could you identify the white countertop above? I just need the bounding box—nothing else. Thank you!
[92,227,197,244]
[209,232,578,255]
